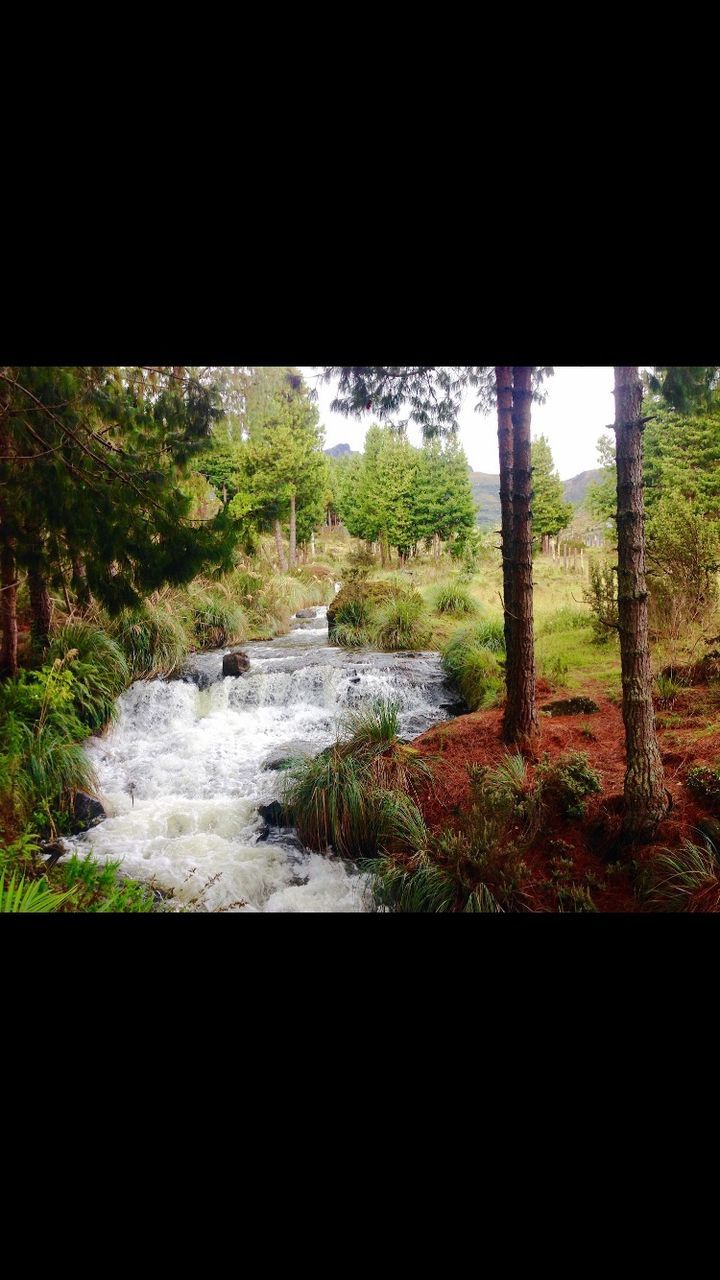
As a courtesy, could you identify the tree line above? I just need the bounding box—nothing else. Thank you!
[327,428,478,565]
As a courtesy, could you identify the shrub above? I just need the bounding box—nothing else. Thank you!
[583,561,619,643]
[434,584,479,617]
[375,593,431,652]
[111,604,189,678]
[686,765,720,811]
[536,751,602,820]
[646,494,720,646]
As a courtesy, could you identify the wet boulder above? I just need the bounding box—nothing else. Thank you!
[295,609,317,619]
[222,650,251,677]
[258,801,287,826]
[73,792,106,829]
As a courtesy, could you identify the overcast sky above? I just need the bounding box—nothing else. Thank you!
[299,367,616,480]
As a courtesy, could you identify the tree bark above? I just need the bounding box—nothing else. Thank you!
[495,367,516,703]
[614,366,669,840]
[71,553,92,609]
[504,366,539,748]
[27,529,52,651]
[0,404,18,679]
[0,540,18,679]
[274,519,288,573]
[289,491,297,568]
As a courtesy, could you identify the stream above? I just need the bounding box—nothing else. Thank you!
[63,606,457,911]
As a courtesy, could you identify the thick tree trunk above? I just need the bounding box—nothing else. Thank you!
[0,539,18,679]
[495,367,516,695]
[504,366,539,748]
[274,519,288,573]
[614,366,669,840]
[289,491,297,568]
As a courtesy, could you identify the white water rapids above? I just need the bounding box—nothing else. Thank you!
[63,607,458,911]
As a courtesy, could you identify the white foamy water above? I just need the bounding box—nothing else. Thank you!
[64,607,456,911]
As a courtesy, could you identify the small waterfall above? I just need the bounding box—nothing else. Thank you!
[64,606,456,912]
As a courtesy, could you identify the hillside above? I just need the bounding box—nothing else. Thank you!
[562,468,604,506]
[470,468,604,529]
[324,442,353,458]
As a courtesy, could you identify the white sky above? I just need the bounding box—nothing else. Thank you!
[300,366,616,480]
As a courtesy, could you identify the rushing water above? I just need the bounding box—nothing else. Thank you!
[64,607,457,912]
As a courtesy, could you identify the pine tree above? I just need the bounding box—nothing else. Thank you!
[531,435,573,547]
[613,366,669,841]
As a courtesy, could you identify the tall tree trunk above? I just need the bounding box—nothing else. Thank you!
[504,366,539,748]
[0,404,18,679]
[71,553,92,609]
[614,366,669,840]
[0,539,18,679]
[274,519,288,573]
[27,530,52,651]
[495,366,516,702]
[289,491,297,568]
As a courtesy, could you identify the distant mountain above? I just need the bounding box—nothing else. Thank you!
[470,467,604,529]
[562,468,604,506]
[324,442,353,458]
[469,473,502,530]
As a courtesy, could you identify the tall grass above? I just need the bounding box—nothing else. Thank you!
[642,838,720,912]
[110,603,189,678]
[47,621,129,732]
[283,699,435,860]
[0,668,97,833]
[433,584,479,617]
[361,751,574,912]
[441,620,505,711]
[375,592,431,651]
